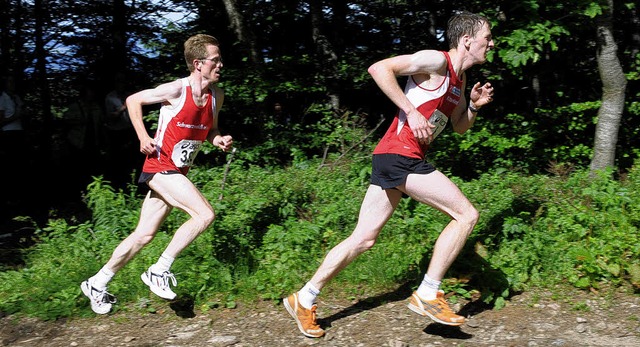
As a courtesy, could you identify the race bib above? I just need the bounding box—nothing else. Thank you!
[171,139,203,168]
[429,109,449,140]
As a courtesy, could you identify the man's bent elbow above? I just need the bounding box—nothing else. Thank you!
[367,63,382,78]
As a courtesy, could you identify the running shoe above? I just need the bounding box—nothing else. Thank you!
[141,268,177,300]
[283,292,325,338]
[407,290,465,326]
[80,279,116,315]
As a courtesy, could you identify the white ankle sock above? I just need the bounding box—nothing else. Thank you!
[150,253,175,273]
[91,266,114,290]
[298,282,320,309]
[416,274,441,300]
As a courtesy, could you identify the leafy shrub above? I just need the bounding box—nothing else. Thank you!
[3,157,640,319]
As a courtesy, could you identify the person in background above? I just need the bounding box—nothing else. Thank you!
[104,72,132,133]
[62,83,106,178]
[0,75,23,130]
[0,75,25,162]
[284,11,495,337]
[104,72,137,183]
[1,75,27,205]
[81,34,233,314]
[0,75,17,143]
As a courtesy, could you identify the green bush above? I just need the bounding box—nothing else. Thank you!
[2,157,640,319]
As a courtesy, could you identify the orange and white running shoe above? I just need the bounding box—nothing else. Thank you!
[407,290,465,326]
[283,292,325,338]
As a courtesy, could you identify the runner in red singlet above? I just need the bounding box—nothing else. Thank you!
[285,11,495,337]
[81,34,233,315]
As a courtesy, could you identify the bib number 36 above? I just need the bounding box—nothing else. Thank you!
[171,139,203,168]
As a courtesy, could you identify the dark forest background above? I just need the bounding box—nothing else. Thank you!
[1,0,639,246]
[2,0,639,254]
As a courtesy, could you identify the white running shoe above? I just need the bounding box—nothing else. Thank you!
[141,269,177,300]
[80,279,116,314]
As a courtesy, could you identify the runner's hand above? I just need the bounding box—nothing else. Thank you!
[214,135,234,151]
[470,82,494,108]
[139,137,157,155]
[407,109,434,144]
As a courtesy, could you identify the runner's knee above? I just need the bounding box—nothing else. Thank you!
[459,206,479,234]
[350,233,378,253]
[193,208,215,230]
[359,238,376,252]
[133,234,155,247]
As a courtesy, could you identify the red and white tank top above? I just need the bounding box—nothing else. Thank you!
[142,78,216,175]
[373,51,463,159]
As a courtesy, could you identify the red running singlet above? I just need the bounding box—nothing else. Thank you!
[373,51,463,160]
[142,78,217,175]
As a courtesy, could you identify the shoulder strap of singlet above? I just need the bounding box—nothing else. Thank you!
[177,77,217,116]
[441,51,463,83]
[208,85,218,117]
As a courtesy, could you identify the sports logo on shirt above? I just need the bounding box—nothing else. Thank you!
[177,122,208,130]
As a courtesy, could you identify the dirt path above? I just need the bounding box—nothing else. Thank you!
[2,287,639,347]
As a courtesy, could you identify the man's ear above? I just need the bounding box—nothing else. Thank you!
[193,59,202,71]
[462,35,472,50]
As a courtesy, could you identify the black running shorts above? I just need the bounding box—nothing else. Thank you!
[370,154,436,190]
[138,170,182,185]
[137,170,183,195]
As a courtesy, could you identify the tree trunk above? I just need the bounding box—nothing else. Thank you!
[34,0,52,138]
[12,0,26,90]
[0,0,8,68]
[589,0,627,175]
[221,0,259,63]
[109,0,129,74]
[629,3,640,59]
[310,0,340,111]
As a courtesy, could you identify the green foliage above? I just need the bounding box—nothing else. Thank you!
[497,21,569,70]
[478,166,640,292]
[617,53,640,169]
[247,221,325,299]
[450,112,537,172]
[225,106,375,169]
[436,99,603,177]
[536,101,600,165]
[583,2,604,18]
[627,53,640,82]
[541,168,640,289]
[84,177,142,235]
[3,145,640,320]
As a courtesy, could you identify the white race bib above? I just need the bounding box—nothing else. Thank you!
[429,109,449,140]
[171,139,203,168]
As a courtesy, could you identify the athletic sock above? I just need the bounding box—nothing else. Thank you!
[150,252,175,274]
[298,282,320,309]
[91,266,115,290]
[416,274,441,301]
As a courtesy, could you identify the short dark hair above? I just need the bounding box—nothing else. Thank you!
[446,11,490,49]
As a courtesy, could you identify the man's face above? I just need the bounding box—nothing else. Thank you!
[198,45,223,82]
[469,22,494,64]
